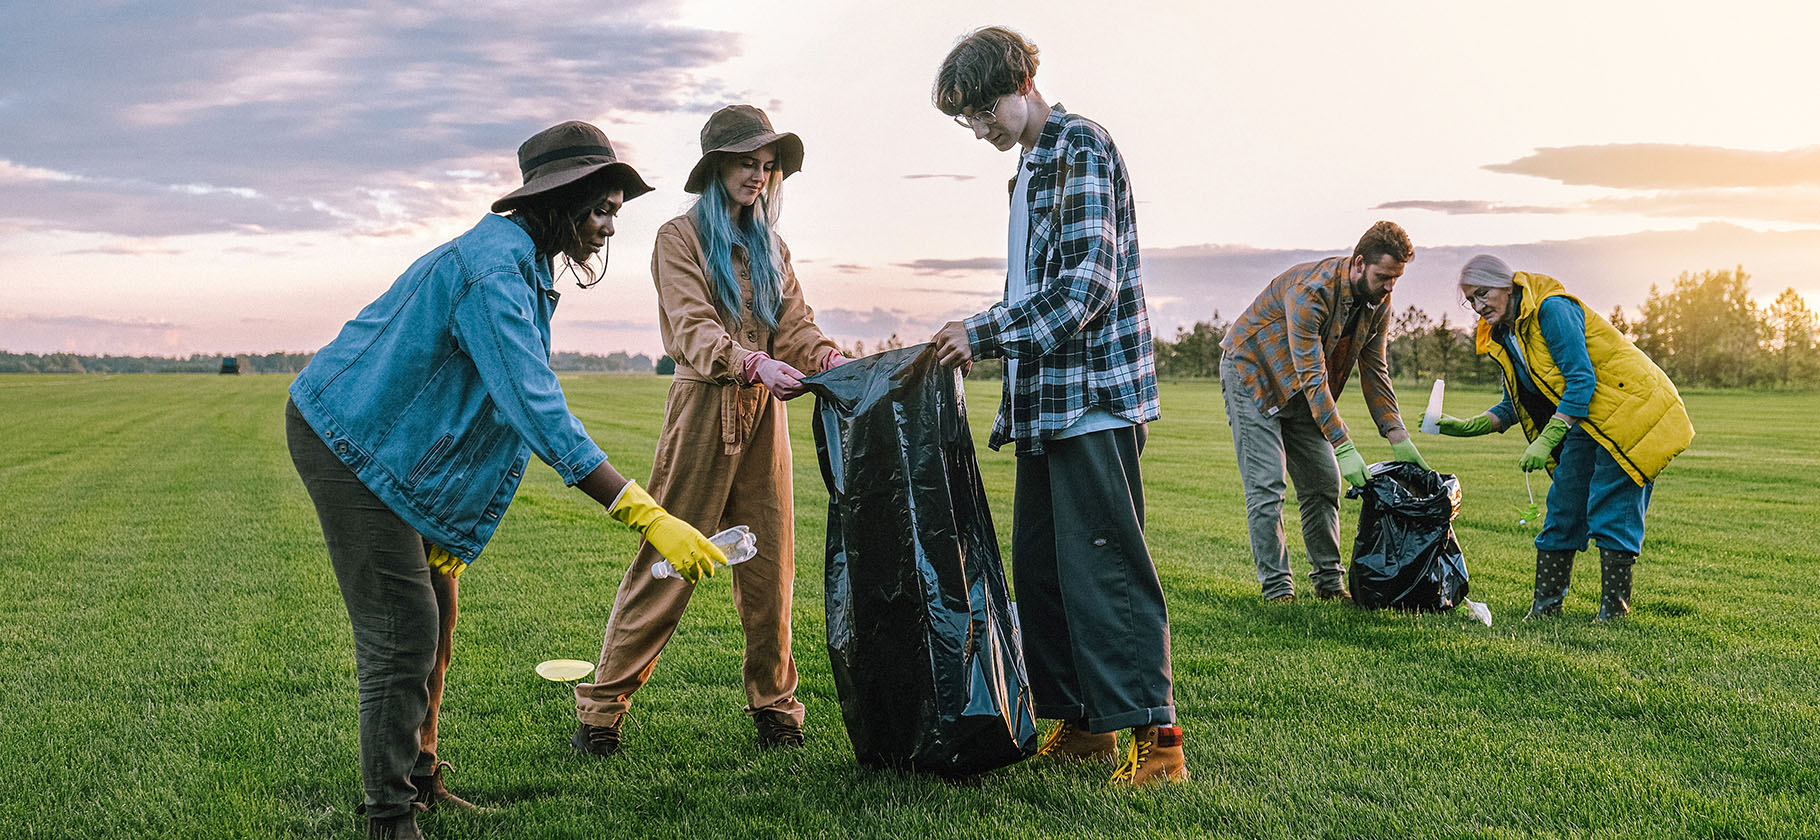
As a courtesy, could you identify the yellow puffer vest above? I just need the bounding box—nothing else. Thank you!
[1475,272,1693,485]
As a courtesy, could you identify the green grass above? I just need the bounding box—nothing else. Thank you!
[1,374,1815,839]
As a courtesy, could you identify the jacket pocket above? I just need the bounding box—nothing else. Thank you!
[407,434,455,488]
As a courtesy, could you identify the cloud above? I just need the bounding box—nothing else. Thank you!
[1379,188,1820,226]
[1376,200,1570,216]
[1486,144,1820,189]
[0,1,742,237]
[895,257,1006,274]
[1,313,183,332]
[560,318,664,331]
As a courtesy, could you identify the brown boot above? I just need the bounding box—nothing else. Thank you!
[753,709,805,749]
[410,760,489,814]
[366,811,426,840]
[1034,718,1118,763]
[572,715,624,757]
[1110,724,1188,786]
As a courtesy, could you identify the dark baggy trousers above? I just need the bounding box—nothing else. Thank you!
[1012,424,1176,732]
[286,399,455,818]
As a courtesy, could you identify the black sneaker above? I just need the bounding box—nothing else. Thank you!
[753,710,804,749]
[572,716,623,757]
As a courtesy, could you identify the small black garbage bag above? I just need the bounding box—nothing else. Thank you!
[804,345,1038,776]
[1345,461,1470,611]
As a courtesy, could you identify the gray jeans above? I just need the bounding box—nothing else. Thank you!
[287,399,448,818]
[1219,358,1344,598]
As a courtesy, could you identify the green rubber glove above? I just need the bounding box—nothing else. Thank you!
[1389,436,1430,469]
[1519,417,1572,472]
[1433,412,1497,437]
[609,481,727,583]
[1334,440,1369,487]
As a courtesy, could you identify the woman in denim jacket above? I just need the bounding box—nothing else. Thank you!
[286,121,727,840]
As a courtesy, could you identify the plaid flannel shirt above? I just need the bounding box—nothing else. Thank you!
[1219,255,1405,446]
[963,105,1159,452]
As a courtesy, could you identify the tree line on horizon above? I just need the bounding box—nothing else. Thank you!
[6,267,1812,388]
[1148,266,1819,389]
[0,350,656,375]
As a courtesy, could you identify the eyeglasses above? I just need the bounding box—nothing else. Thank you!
[1459,286,1499,311]
[952,108,998,131]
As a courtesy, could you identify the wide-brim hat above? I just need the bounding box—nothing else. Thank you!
[492,121,654,213]
[682,105,804,194]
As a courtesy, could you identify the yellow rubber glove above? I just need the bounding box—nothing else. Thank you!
[1520,416,1572,472]
[427,545,467,579]
[609,481,726,584]
[1334,440,1369,488]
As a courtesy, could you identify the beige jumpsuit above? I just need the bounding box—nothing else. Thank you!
[575,212,837,726]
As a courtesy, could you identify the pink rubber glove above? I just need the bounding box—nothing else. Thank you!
[748,354,807,399]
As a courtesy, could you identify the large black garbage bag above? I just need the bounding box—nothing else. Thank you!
[804,345,1038,776]
[1345,461,1470,611]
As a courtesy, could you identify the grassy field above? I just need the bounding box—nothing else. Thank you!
[1,373,1815,839]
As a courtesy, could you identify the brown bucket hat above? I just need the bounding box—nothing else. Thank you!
[682,105,804,194]
[492,121,654,213]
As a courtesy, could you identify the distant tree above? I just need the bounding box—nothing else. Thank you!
[1636,266,1764,387]
[1155,315,1224,378]
[1424,313,1470,381]
[655,355,676,375]
[1765,288,1819,388]
[1608,305,1634,341]
[1388,306,1432,379]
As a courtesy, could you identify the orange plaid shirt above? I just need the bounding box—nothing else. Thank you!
[1220,255,1406,445]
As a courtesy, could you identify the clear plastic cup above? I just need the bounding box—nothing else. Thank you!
[651,525,758,580]
[1420,379,1445,435]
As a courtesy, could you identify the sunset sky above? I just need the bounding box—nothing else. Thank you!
[4,0,1817,358]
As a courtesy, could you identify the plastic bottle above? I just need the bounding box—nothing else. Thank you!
[1420,378,1445,435]
[651,525,758,580]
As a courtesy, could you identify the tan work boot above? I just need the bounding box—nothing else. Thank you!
[1034,718,1118,763]
[1110,724,1188,786]
[411,760,490,814]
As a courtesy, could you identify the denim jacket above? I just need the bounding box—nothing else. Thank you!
[290,214,608,565]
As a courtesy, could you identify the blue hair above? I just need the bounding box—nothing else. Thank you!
[691,171,784,330]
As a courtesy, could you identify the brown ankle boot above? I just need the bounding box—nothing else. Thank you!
[1034,718,1118,763]
[410,760,489,814]
[572,715,624,757]
[1110,724,1188,785]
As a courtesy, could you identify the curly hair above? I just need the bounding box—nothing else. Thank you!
[933,26,1040,117]
[507,173,620,288]
[1353,220,1414,266]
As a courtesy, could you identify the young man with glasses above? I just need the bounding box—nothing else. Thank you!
[928,25,1184,786]
[1218,221,1428,604]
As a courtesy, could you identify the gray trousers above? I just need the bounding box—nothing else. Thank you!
[287,399,449,818]
[1220,358,1344,598]
[1012,425,1176,733]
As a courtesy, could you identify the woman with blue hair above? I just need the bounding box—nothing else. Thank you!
[573,105,847,753]
[1431,254,1693,622]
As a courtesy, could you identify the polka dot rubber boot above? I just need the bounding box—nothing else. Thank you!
[1596,548,1636,622]
[1525,549,1576,619]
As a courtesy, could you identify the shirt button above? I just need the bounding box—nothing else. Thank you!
[335,441,349,455]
